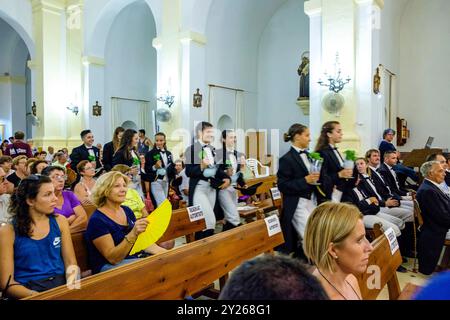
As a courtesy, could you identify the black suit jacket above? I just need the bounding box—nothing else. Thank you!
[143,147,175,182]
[214,148,246,187]
[446,171,450,187]
[319,145,356,202]
[378,163,408,197]
[276,147,322,254]
[350,175,381,216]
[184,142,230,206]
[102,141,114,172]
[70,144,101,173]
[112,149,137,168]
[416,179,450,274]
[368,167,402,202]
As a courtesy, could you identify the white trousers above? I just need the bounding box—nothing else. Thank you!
[151,180,169,207]
[218,186,240,226]
[292,196,317,239]
[363,213,402,237]
[380,205,413,223]
[193,180,217,230]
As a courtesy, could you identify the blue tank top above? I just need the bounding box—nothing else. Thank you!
[14,215,66,284]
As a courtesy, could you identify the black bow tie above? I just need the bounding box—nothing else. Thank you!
[158,150,166,154]
[299,150,309,155]
[332,147,338,151]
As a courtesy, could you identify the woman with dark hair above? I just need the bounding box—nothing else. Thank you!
[102,127,125,172]
[184,122,231,240]
[143,132,175,207]
[42,166,87,233]
[29,160,48,175]
[314,121,354,203]
[1,140,9,153]
[112,129,141,170]
[215,130,247,231]
[277,123,323,257]
[0,175,78,299]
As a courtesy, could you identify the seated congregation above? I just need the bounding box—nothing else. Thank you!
[0,122,449,300]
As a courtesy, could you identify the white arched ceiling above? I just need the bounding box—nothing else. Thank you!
[85,0,162,58]
[205,0,287,90]
[0,0,34,59]
[103,0,157,140]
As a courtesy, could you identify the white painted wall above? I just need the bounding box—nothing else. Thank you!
[398,0,450,151]
[258,0,309,156]
[205,0,287,132]
[102,1,157,143]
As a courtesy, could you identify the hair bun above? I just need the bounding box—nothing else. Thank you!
[283,133,291,143]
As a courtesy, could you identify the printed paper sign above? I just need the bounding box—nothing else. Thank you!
[264,215,282,237]
[187,205,205,222]
[270,187,282,200]
[384,227,399,255]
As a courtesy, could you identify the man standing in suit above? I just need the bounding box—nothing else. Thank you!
[69,130,101,173]
[416,161,450,275]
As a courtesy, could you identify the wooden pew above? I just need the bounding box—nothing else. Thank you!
[357,232,419,300]
[82,204,97,220]
[237,175,278,223]
[27,218,285,300]
[72,207,207,276]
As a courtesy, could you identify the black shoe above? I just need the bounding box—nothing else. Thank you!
[397,265,408,273]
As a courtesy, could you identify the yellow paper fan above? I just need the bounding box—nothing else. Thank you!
[129,199,172,256]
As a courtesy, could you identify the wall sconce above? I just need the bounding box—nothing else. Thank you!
[92,101,102,116]
[157,91,175,108]
[193,88,203,108]
[67,103,79,116]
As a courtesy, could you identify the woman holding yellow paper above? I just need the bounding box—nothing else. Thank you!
[85,171,167,274]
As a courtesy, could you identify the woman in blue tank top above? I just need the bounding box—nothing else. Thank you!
[0,175,78,299]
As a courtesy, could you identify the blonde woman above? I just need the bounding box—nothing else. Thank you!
[74,160,96,205]
[85,171,167,274]
[303,202,373,300]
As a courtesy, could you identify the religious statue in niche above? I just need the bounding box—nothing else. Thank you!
[193,88,203,108]
[297,51,310,101]
[93,101,102,116]
[373,67,381,95]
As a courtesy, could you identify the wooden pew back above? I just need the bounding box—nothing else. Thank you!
[72,207,207,274]
[82,204,97,220]
[28,219,285,300]
[357,233,402,300]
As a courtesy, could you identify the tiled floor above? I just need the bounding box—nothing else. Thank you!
[377,258,431,300]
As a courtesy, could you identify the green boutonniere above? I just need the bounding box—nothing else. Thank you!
[153,154,161,161]
[309,152,323,161]
[344,150,357,161]
[133,157,140,166]
[198,150,206,161]
[88,155,95,162]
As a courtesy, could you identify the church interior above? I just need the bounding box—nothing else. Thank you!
[0,0,449,302]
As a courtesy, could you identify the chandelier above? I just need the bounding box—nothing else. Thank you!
[318,53,351,94]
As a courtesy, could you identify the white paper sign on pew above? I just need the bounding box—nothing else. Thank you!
[270,187,282,200]
[187,205,205,222]
[265,214,282,237]
[384,227,399,255]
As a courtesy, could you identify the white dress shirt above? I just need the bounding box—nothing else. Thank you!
[291,145,311,173]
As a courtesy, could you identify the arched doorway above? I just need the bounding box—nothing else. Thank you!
[0,17,32,140]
